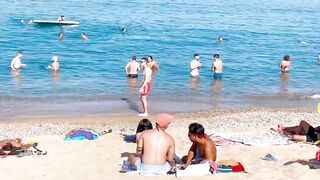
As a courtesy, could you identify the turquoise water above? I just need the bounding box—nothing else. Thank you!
[1,0,320,119]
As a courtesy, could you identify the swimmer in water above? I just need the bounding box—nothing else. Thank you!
[47,56,60,71]
[280,55,291,73]
[121,27,127,32]
[20,20,25,24]
[190,54,201,77]
[147,56,159,71]
[218,36,224,43]
[125,56,140,78]
[10,51,26,71]
[58,33,64,40]
[81,32,88,41]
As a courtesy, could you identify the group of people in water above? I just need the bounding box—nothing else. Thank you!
[121,114,320,175]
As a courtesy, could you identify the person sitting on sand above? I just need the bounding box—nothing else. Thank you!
[0,138,36,151]
[280,55,291,72]
[57,15,65,22]
[10,51,26,71]
[123,119,153,143]
[125,56,140,78]
[81,32,88,41]
[180,123,217,170]
[277,120,320,143]
[128,114,175,175]
[47,56,60,71]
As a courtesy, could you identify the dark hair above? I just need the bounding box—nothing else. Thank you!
[283,55,290,61]
[82,32,87,36]
[213,54,220,58]
[188,123,205,135]
[148,56,153,61]
[132,56,137,60]
[136,119,153,133]
[194,54,200,57]
[17,51,22,54]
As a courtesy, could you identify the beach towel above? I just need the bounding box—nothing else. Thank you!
[210,132,293,146]
[64,130,99,141]
[123,135,136,143]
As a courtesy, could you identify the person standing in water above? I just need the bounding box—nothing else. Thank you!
[10,51,26,71]
[125,56,140,78]
[147,56,159,71]
[139,58,152,117]
[280,55,291,72]
[58,33,64,40]
[190,54,201,77]
[47,56,60,71]
[57,15,65,21]
[212,54,223,79]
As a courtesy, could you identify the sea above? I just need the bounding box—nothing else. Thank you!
[0,0,320,120]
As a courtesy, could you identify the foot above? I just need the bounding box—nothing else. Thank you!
[138,113,148,117]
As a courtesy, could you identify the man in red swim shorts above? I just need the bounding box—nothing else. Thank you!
[139,58,152,116]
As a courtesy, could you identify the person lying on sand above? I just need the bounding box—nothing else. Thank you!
[0,138,36,151]
[277,120,320,143]
[66,128,112,140]
[128,114,176,175]
[180,123,217,170]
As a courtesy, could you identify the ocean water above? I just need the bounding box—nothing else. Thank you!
[0,0,320,120]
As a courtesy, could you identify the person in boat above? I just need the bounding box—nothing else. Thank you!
[57,15,65,22]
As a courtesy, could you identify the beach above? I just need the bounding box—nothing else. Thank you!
[1,108,319,180]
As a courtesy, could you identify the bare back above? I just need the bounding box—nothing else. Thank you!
[196,138,217,161]
[213,59,223,73]
[138,129,175,165]
[280,60,291,72]
[126,61,140,75]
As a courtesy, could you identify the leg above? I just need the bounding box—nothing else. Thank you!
[140,95,148,114]
[282,120,311,135]
[128,153,140,166]
[291,135,307,142]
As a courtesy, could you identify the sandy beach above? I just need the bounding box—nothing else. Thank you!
[0,108,319,180]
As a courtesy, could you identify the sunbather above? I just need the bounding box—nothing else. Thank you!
[0,138,35,151]
[278,120,320,142]
[66,128,111,140]
[180,123,217,170]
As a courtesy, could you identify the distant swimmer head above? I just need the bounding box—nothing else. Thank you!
[20,20,25,24]
[28,20,33,25]
[51,56,58,62]
[132,56,137,61]
[283,55,290,61]
[218,36,224,42]
[213,54,220,59]
[194,54,200,60]
[121,27,126,32]
[16,51,23,58]
[81,32,88,40]
[58,33,64,40]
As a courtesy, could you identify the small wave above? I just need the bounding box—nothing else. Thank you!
[309,94,320,99]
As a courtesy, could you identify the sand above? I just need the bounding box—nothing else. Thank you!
[0,108,319,180]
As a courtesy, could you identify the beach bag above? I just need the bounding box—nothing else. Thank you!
[209,160,245,173]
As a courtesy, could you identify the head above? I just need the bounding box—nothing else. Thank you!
[140,58,148,68]
[52,56,58,62]
[194,54,200,60]
[155,113,174,130]
[16,51,23,58]
[147,56,153,62]
[283,55,290,61]
[121,28,126,32]
[58,33,64,38]
[213,54,220,60]
[136,119,153,133]
[60,15,65,20]
[82,32,87,36]
[188,123,205,142]
[218,36,224,41]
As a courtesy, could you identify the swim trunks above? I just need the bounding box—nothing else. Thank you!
[213,73,222,79]
[190,71,199,77]
[306,126,320,142]
[135,160,171,175]
[128,74,138,78]
[140,82,151,96]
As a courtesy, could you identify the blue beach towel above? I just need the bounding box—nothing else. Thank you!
[64,130,99,141]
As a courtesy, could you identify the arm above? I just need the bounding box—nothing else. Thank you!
[181,143,196,169]
[167,138,176,168]
[10,59,16,69]
[135,133,143,157]
[125,63,130,74]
